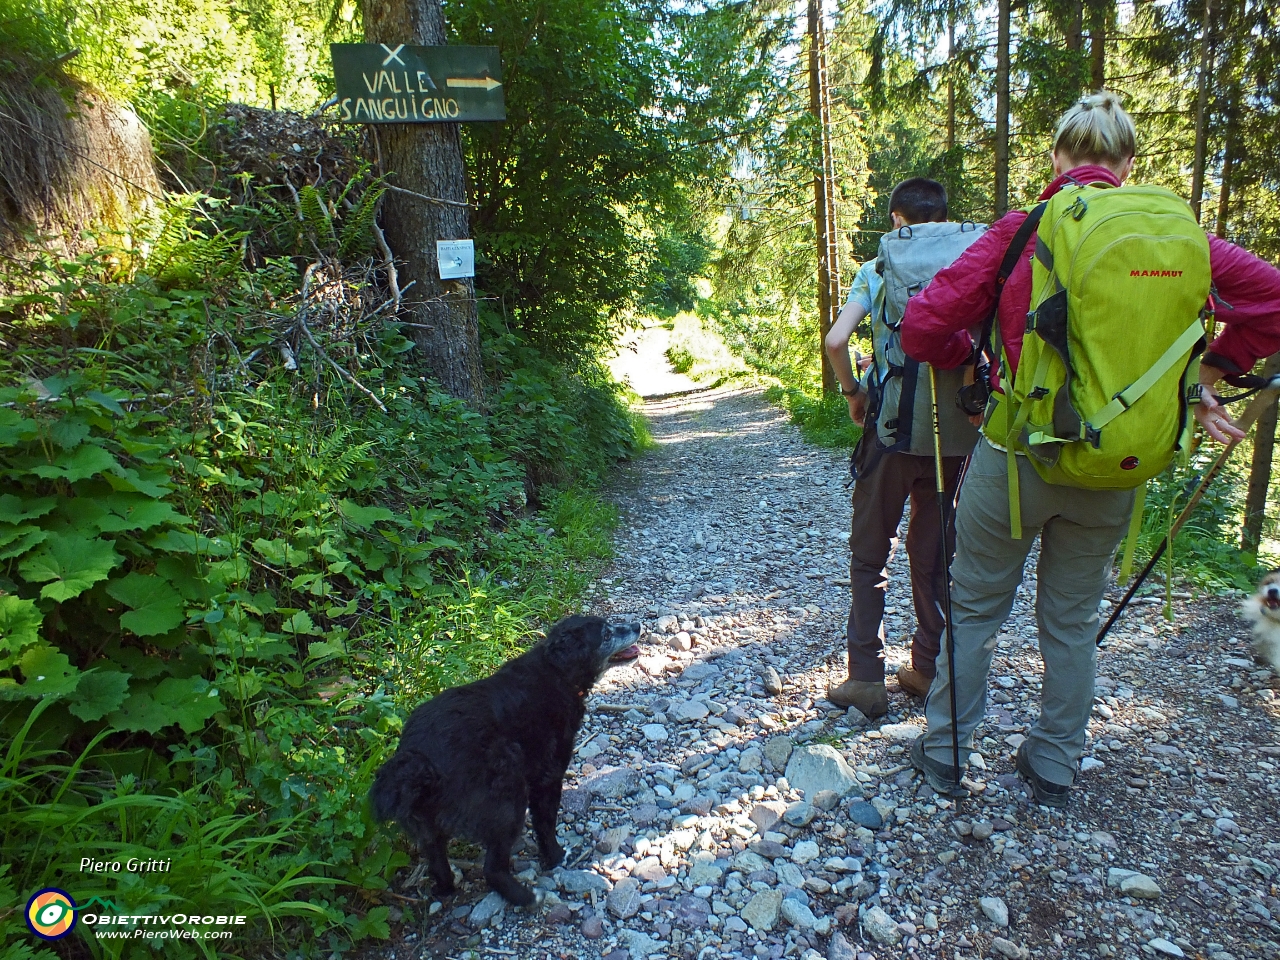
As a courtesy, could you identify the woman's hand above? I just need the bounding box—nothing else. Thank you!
[1195,363,1247,444]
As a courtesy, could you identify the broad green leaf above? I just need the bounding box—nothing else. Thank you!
[50,418,91,449]
[106,573,186,637]
[252,537,309,566]
[105,465,173,498]
[0,494,57,523]
[30,444,119,482]
[0,643,80,699]
[97,495,188,533]
[67,669,131,721]
[85,390,125,416]
[307,639,345,660]
[0,525,47,560]
[338,499,397,528]
[281,610,320,635]
[147,529,231,556]
[18,534,122,601]
[207,556,250,586]
[0,595,43,663]
[108,677,222,734]
[0,410,36,446]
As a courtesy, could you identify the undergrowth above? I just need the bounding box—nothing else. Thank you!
[0,165,639,957]
[763,385,862,450]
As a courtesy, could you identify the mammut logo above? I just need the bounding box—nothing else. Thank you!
[1130,269,1183,278]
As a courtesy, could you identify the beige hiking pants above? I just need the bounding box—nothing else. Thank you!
[921,438,1135,787]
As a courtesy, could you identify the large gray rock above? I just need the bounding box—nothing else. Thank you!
[783,801,816,827]
[608,877,642,919]
[780,897,819,930]
[763,736,795,769]
[827,930,856,960]
[862,906,902,945]
[468,891,506,927]
[688,852,723,886]
[619,928,664,960]
[558,869,609,895]
[847,799,882,830]
[980,896,1009,927]
[732,850,770,874]
[749,801,787,833]
[740,889,784,932]
[582,766,640,799]
[1121,873,1162,899]
[784,745,857,799]
[991,937,1029,959]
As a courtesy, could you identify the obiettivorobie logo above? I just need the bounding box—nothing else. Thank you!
[25,888,77,940]
[25,890,247,943]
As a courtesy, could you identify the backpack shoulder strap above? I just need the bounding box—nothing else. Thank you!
[974,202,1048,364]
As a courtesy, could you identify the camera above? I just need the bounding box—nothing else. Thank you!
[956,357,991,417]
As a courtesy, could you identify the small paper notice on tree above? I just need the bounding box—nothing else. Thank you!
[437,240,474,279]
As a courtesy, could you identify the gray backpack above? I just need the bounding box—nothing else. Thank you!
[868,220,986,458]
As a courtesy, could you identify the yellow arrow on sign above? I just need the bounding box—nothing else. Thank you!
[446,76,502,91]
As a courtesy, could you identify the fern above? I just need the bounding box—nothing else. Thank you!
[339,179,386,260]
[299,184,338,249]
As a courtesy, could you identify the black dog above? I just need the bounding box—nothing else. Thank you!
[369,614,641,905]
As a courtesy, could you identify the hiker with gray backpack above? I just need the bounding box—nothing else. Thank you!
[900,91,1280,806]
[824,178,987,719]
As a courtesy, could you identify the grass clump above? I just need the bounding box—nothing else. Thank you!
[764,385,862,450]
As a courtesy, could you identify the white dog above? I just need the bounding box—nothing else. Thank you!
[1242,569,1280,669]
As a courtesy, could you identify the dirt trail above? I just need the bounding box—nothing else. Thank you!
[387,374,1280,960]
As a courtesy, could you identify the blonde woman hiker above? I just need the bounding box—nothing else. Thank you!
[899,91,1280,805]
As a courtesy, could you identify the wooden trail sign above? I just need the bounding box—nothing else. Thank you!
[330,44,505,123]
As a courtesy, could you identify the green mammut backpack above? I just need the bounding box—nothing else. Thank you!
[984,181,1212,540]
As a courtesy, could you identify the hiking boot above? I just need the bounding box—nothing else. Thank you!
[896,664,934,699]
[825,678,888,718]
[909,736,969,798]
[1015,742,1072,808]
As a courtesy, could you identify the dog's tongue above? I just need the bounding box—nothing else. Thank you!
[610,644,640,662]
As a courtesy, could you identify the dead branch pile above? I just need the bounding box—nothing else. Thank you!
[210,103,359,192]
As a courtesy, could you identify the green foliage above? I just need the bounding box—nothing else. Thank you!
[449,0,785,360]
[666,344,695,374]
[764,386,863,451]
[0,182,639,955]
[1126,444,1260,598]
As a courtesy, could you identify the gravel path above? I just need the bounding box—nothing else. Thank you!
[382,384,1280,960]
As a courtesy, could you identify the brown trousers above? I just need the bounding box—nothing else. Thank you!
[845,441,964,682]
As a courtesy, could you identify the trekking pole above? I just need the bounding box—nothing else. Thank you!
[927,364,962,785]
[1096,373,1280,646]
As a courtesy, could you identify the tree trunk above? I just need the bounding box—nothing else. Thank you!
[946,14,957,151]
[808,0,837,394]
[1066,0,1084,52]
[363,0,485,405]
[1088,2,1107,90]
[1215,92,1238,240]
[994,0,1011,217]
[1189,0,1215,224]
[1242,353,1280,555]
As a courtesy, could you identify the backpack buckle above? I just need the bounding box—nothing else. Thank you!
[1186,383,1202,404]
[1085,424,1102,448]
[1069,197,1088,221]
[1025,311,1037,332]
[1029,387,1049,401]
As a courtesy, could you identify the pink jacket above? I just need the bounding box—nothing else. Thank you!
[900,165,1280,386]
